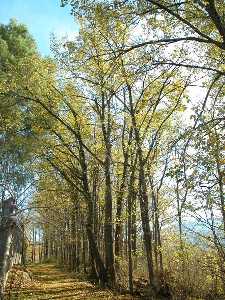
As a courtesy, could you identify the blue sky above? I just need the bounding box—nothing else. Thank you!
[0,0,78,56]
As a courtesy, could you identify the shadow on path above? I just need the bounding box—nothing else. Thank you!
[6,263,138,300]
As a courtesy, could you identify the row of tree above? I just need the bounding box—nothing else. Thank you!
[0,1,224,298]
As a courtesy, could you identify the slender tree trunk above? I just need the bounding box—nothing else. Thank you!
[152,187,163,276]
[100,92,115,286]
[77,131,108,285]
[115,127,132,259]
[128,84,155,287]
[131,192,137,269]
[115,192,123,258]
[127,154,136,294]
[138,169,155,287]
[104,148,115,285]
[128,199,133,294]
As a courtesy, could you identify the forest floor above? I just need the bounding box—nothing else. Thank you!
[5,263,140,300]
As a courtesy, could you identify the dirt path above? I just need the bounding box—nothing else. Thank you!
[6,264,139,300]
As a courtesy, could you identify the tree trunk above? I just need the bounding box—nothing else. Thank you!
[77,132,108,285]
[127,84,155,287]
[104,149,115,285]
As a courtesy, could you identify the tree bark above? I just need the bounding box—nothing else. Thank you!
[127,84,155,287]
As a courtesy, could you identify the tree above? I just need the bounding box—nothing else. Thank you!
[0,19,37,205]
